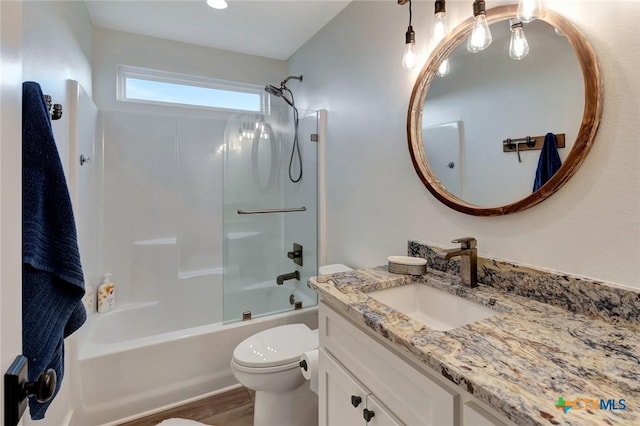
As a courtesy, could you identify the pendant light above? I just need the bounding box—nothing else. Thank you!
[509,19,530,60]
[402,1,417,70]
[467,0,492,53]
[517,0,541,23]
[433,0,450,77]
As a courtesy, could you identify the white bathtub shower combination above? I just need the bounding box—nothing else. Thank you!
[70,103,321,425]
[74,304,317,425]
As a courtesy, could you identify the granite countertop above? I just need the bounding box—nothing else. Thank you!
[309,267,640,426]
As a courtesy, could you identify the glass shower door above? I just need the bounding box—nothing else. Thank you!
[222,107,318,323]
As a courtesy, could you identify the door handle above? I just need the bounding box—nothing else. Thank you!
[363,408,376,422]
[351,395,362,407]
[4,355,57,426]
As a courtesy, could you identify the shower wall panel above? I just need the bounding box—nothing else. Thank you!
[101,111,222,326]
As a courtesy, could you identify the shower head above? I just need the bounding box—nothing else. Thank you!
[265,75,303,98]
[265,84,283,97]
[265,83,294,107]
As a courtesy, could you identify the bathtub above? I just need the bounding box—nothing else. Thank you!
[72,286,318,425]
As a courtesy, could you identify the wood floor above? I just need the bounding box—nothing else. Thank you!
[119,387,255,426]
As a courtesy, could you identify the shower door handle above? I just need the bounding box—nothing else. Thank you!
[237,207,306,215]
[287,243,303,266]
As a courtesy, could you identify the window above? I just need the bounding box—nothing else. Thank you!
[117,65,264,112]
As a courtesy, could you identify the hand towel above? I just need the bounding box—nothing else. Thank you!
[22,81,86,419]
[532,132,562,192]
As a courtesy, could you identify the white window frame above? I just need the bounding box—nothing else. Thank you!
[116,64,267,113]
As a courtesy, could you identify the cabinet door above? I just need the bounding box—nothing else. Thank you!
[463,402,508,426]
[365,395,405,426]
[319,348,369,426]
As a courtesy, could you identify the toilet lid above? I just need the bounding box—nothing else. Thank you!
[233,324,318,368]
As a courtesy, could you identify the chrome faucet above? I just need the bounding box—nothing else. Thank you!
[276,271,300,285]
[436,237,478,288]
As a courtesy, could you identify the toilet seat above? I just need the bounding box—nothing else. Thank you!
[232,324,317,369]
[231,357,301,374]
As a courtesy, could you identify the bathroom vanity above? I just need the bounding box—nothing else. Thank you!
[309,266,640,426]
[318,300,509,426]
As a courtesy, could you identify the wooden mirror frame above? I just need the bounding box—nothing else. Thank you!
[407,5,603,216]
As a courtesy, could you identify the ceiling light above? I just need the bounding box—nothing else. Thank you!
[207,0,228,10]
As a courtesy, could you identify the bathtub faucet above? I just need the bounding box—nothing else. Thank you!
[276,271,300,285]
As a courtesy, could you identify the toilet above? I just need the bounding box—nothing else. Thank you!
[231,264,352,426]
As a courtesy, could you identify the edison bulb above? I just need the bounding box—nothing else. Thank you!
[467,14,492,53]
[437,58,450,77]
[517,0,541,23]
[509,25,530,60]
[433,12,448,43]
[402,43,417,70]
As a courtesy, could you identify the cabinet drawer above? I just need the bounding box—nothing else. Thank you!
[320,302,458,426]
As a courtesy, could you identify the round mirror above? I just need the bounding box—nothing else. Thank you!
[407,5,602,216]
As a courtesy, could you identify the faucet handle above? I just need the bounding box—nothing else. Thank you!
[451,237,476,249]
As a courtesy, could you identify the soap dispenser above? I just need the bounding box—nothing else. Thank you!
[97,273,115,313]
[82,284,96,314]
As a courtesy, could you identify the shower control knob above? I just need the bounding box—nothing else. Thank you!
[351,395,362,407]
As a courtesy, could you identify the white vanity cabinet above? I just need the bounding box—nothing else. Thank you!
[318,301,516,426]
[319,348,403,425]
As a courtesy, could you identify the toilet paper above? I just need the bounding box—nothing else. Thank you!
[300,349,319,395]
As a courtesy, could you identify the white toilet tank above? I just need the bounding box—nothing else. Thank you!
[318,264,352,275]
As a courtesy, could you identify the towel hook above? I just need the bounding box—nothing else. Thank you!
[79,155,91,166]
[43,94,63,120]
[525,136,536,148]
[51,104,63,120]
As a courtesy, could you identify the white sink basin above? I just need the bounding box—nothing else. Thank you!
[367,284,497,331]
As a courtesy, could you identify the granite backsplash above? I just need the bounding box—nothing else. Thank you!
[408,239,640,324]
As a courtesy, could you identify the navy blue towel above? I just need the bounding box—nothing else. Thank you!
[533,132,562,192]
[22,82,86,420]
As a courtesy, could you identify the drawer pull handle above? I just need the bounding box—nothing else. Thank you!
[363,408,375,422]
[351,395,362,407]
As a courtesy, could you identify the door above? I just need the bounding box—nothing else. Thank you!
[319,348,369,426]
[0,0,24,422]
[422,121,463,198]
[222,107,319,322]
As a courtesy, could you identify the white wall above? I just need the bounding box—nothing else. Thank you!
[288,0,640,289]
[22,1,93,424]
[23,0,92,175]
[92,26,287,111]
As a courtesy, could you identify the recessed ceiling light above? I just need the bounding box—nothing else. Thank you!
[207,0,228,10]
